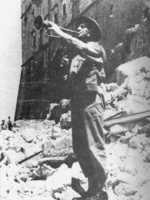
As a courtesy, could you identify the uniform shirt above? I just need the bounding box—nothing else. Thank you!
[69,41,106,93]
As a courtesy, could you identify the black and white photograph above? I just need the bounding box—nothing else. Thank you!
[0,0,150,199]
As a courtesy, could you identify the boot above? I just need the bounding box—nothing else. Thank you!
[84,176,108,200]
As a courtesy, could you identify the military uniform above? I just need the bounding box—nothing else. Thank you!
[70,41,107,196]
[46,15,108,199]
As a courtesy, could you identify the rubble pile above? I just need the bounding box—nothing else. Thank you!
[104,56,150,118]
[0,57,150,200]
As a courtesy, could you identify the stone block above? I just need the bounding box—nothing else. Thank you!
[21,128,36,143]
[115,57,150,85]
[128,136,143,149]
[114,182,137,196]
[60,111,71,129]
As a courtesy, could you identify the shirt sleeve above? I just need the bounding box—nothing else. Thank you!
[85,42,102,57]
[80,42,106,63]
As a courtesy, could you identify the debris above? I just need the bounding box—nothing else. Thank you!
[104,110,150,128]
[1,55,150,200]
[18,150,42,164]
[60,111,71,129]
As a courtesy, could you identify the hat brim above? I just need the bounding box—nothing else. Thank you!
[75,16,101,42]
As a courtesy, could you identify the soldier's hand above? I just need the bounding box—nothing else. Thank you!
[47,21,59,31]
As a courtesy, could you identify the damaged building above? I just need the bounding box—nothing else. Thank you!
[15,0,150,120]
[1,1,150,199]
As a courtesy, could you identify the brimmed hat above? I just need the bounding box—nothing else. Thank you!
[75,16,101,41]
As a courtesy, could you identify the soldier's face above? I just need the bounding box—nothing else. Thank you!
[77,23,90,39]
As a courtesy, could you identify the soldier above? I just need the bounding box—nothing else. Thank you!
[47,16,108,200]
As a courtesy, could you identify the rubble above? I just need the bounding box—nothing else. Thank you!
[0,57,150,200]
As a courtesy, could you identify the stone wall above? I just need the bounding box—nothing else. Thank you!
[124,19,150,62]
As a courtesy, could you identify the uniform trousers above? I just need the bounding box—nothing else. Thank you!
[71,89,107,189]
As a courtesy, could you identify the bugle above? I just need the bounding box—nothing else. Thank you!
[34,15,78,35]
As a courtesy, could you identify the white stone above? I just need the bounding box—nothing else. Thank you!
[115,56,150,85]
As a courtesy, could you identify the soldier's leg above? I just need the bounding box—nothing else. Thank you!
[83,102,108,195]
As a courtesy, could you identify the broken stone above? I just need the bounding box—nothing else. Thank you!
[59,99,70,112]
[140,134,150,147]
[48,99,71,124]
[31,164,56,180]
[1,72,150,200]
[121,157,137,175]
[0,135,5,149]
[112,84,131,101]
[114,182,137,196]
[106,83,119,92]
[104,109,118,121]
[40,164,56,178]
[109,124,127,142]
[131,124,140,134]
[1,130,14,140]
[109,135,120,143]
[49,103,61,123]
[139,180,150,200]
[129,136,141,149]
[116,95,150,118]
[144,152,150,163]
[42,119,56,129]
[53,192,63,199]
[46,164,72,191]
[115,56,150,85]
[60,111,71,129]
[22,143,41,158]
[125,73,150,98]
[113,171,138,187]
[52,125,63,138]
[42,130,73,158]
[110,124,127,135]
[21,128,36,143]
[138,124,150,136]
[119,131,135,144]
[15,173,29,183]
[104,92,114,105]
[42,140,55,157]
[6,149,22,164]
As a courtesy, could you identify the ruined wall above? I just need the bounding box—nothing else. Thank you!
[124,19,150,62]
[107,2,150,80]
